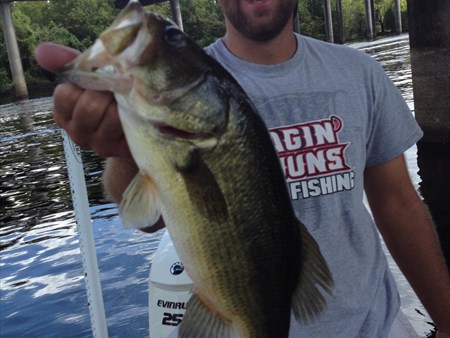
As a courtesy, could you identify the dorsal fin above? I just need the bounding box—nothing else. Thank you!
[291,221,335,324]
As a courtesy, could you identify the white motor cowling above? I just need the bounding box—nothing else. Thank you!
[148,230,193,338]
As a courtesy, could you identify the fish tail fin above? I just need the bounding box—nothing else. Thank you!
[179,293,237,338]
[291,221,335,325]
[119,171,162,229]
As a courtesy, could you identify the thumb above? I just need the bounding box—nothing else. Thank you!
[35,42,80,73]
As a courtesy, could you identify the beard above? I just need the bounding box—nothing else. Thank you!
[220,0,295,42]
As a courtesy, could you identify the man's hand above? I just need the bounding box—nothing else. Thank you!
[34,42,131,158]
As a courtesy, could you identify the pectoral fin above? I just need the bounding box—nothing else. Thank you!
[119,171,161,229]
[179,293,236,338]
[291,221,335,324]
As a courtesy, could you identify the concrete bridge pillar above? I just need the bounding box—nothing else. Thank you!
[323,0,334,43]
[394,0,402,34]
[407,0,450,270]
[0,2,28,100]
[365,0,375,40]
[335,0,345,43]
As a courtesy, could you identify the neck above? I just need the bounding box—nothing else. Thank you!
[222,19,297,65]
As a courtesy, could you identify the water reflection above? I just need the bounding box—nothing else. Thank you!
[0,99,107,251]
[0,106,70,249]
[0,97,162,336]
[0,36,434,337]
[356,36,414,103]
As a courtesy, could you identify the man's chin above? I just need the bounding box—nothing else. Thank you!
[241,22,288,42]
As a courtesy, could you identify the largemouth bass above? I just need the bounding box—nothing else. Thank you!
[61,2,334,337]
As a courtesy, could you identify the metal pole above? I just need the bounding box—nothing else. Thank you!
[62,131,109,338]
[365,0,375,40]
[394,0,402,34]
[169,0,183,31]
[323,0,334,43]
[0,2,28,100]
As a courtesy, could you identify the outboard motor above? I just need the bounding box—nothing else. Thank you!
[148,230,193,338]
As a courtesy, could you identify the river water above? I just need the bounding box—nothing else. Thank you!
[0,35,435,337]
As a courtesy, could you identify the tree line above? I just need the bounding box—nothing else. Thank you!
[0,0,408,92]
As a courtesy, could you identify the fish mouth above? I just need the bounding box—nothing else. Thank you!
[61,65,134,94]
[153,122,212,140]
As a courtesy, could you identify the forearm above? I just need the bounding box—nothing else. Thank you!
[364,155,450,332]
[373,196,450,332]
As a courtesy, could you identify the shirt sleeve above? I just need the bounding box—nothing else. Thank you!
[365,61,423,167]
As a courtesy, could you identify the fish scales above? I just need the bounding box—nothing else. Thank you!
[175,85,301,337]
[61,2,334,337]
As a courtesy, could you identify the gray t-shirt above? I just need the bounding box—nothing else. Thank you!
[205,34,423,337]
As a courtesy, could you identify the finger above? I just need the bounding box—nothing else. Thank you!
[91,100,131,158]
[70,90,115,138]
[53,83,84,128]
[35,42,80,73]
[94,133,131,159]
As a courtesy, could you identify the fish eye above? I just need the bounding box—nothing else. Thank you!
[164,26,187,48]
